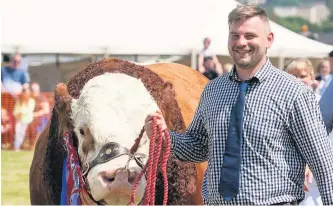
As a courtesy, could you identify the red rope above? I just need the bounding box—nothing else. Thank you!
[129,116,171,206]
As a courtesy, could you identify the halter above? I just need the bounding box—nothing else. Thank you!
[63,127,147,205]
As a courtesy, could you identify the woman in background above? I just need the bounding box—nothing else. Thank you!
[13,86,35,151]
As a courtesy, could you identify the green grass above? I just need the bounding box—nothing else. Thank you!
[1,150,34,205]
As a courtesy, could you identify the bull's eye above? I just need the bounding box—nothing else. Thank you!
[79,128,85,136]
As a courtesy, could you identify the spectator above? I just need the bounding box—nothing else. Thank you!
[315,58,332,96]
[284,57,321,101]
[202,57,219,80]
[198,37,222,74]
[1,53,30,96]
[329,50,333,72]
[1,108,12,149]
[13,86,35,151]
[1,108,12,134]
[31,82,50,143]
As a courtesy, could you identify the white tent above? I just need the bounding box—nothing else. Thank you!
[1,0,333,59]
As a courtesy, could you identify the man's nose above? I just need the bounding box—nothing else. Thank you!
[235,36,247,47]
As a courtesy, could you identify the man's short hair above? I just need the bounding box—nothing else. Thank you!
[228,4,271,32]
[329,50,333,58]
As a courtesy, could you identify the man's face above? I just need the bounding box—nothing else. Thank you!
[329,57,333,72]
[319,60,331,76]
[228,16,274,70]
[204,39,211,48]
[10,55,21,69]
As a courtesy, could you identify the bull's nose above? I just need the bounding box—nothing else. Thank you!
[100,171,116,184]
[100,168,140,186]
[115,168,138,184]
[115,169,128,181]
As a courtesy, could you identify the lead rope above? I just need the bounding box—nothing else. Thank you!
[129,116,171,206]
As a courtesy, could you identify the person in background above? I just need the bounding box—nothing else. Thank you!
[284,57,321,101]
[202,57,219,80]
[1,53,29,96]
[1,108,12,149]
[198,37,222,74]
[31,82,50,144]
[1,108,12,134]
[315,58,332,96]
[13,86,35,151]
[329,50,333,72]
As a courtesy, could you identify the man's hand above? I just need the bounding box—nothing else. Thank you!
[144,110,167,139]
[304,165,313,192]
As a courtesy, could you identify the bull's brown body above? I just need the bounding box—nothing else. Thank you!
[29,58,208,205]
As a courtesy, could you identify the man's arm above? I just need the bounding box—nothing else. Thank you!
[20,71,29,85]
[212,55,223,75]
[320,79,333,133]
[169,89,209,163]
[198,54,206,73]
[289,90,333,205]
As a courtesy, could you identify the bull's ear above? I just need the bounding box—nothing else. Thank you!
[54,83,72,114]
[160,81,177,129]
[54,83,74,131]
[162,81,176,99]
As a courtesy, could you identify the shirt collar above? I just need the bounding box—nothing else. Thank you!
[228,57,272,84]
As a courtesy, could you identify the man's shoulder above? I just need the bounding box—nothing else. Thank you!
[268,65,311,93]
[203,73,229,90]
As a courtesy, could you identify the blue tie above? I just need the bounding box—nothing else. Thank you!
[219,81,248,201]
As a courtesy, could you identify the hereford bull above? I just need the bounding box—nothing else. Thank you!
[29,58,209,205]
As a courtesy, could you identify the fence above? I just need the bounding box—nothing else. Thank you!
[1,92,55,150]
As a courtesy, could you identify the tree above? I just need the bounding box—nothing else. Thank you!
[327,0,333,14]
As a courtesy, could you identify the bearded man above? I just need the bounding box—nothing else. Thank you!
[144,4,333,205]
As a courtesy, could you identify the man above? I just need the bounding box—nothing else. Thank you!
[329,50,333,72]
[315,58,332,96]
[144,5,333,205]
[202,57,219,80]
[1,53,30,95]
[198,37,222,74]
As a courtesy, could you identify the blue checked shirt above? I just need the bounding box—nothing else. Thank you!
[169,59,333,205]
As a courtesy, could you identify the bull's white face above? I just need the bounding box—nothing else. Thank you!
[70,73,159,205]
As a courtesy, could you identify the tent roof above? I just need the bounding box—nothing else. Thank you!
[1,0,333,58]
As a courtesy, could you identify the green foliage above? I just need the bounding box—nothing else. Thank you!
[327,0,333,12]
[265,0,325,7]
[263,4,333,33]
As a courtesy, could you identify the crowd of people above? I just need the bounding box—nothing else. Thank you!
[1,53,50,151]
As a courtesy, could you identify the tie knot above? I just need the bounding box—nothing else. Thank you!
[239,81,248,92]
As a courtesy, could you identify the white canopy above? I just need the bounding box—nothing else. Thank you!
[1,0,333,58]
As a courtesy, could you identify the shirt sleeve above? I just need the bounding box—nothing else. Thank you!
[289,89,333,205]
[21,71,29,84]
[169,87,209,163]
[320,80,333,133]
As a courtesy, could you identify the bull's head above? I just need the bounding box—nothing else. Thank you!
[55,73,161,204]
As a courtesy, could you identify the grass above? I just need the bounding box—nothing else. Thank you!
[1,150,34,205]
